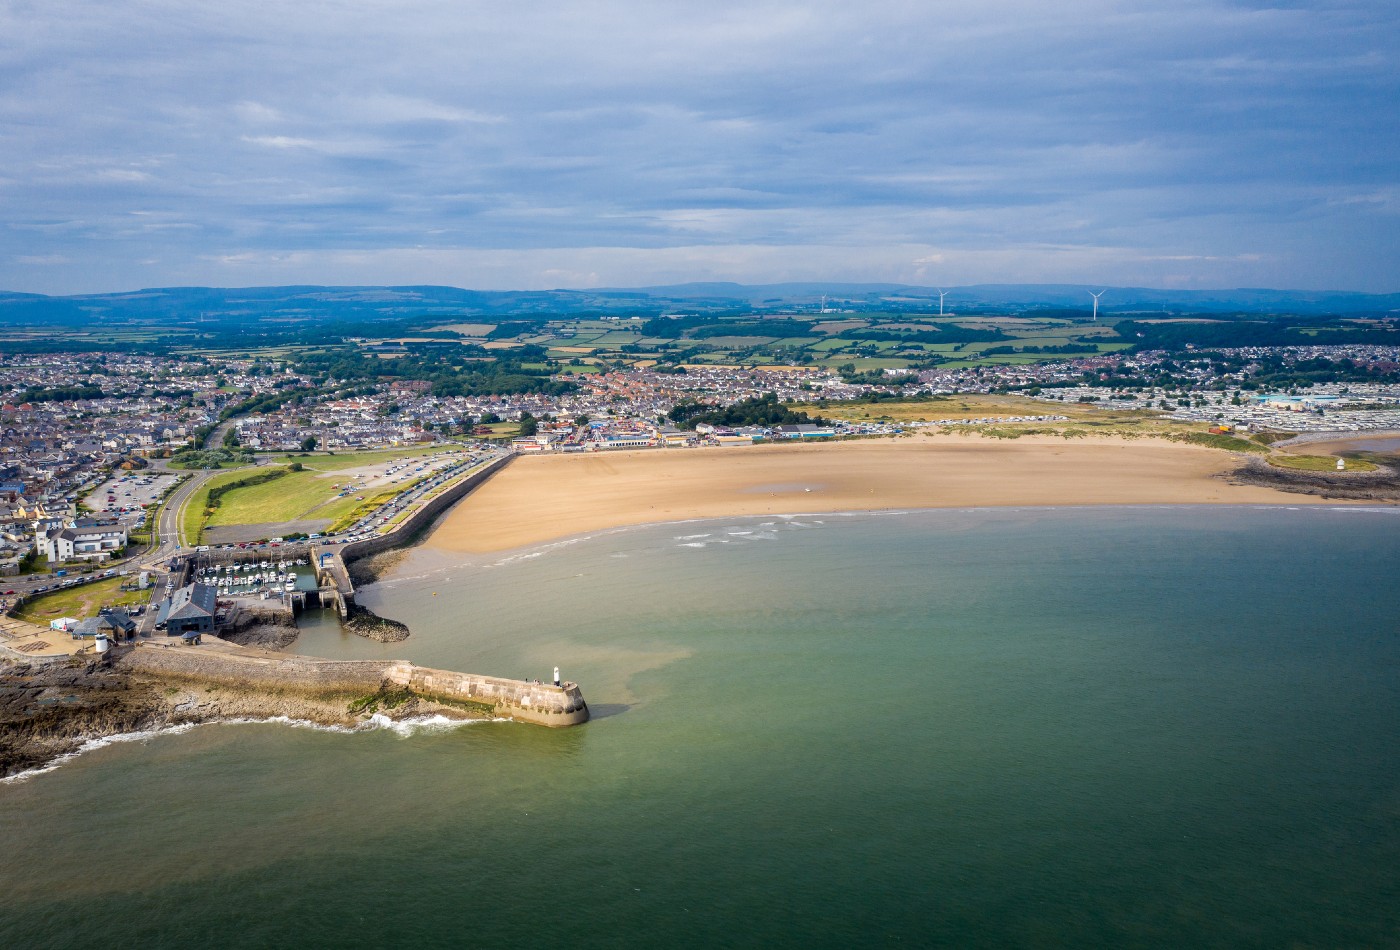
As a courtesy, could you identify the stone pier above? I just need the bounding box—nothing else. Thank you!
[118,642,589,728]
[384,662,590,727]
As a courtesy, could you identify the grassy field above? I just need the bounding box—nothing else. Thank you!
[183,468,255,543]
[1268,454,1379,472]
[17,576,148,623]
[203,470,363,528]
[190,446,476,537]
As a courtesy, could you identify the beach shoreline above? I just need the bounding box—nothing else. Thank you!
[421,432,1377,556]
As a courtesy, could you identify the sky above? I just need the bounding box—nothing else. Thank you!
[2,0,1397,295]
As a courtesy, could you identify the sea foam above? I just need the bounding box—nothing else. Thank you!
[1,714,500,784]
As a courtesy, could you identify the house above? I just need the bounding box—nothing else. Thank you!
[37,522,128,562]
[72,608,139,643]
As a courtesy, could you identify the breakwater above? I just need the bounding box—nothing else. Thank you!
[119,642,588,727]
[383,662,589,727]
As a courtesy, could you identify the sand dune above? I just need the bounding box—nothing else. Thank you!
[424,434,1330,554]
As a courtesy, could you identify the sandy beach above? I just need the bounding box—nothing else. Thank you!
[425,434,1334,555]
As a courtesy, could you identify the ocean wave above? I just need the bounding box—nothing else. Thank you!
[199,714,500,737]
[675,533,712,540]
[492,551,544,567]
[1,714,500,785]
[361,713,500,735]
[1,722,199,785]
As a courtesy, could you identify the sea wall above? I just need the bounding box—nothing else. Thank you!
[384,662,590,727]
[336,453,516,567]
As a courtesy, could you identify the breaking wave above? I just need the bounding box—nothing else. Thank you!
[1,714,501,785]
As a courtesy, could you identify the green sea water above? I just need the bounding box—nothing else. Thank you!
[3,506,1399,948]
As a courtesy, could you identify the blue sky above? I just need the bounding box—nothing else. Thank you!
[2,0,1396,294]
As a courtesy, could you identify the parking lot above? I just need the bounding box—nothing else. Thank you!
[88,472,179,525]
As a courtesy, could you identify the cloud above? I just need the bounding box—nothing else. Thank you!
[241,135,318,150]
[1,0,1397,293]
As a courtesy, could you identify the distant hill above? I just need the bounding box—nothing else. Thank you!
[1,282,1397,327]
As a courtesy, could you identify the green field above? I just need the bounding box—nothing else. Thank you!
[203,470,362,528]
[184,447,467,539]
[183,468,254,543]
[17,576,148,623]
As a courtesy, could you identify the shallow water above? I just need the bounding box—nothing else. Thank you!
[3,506,1399,947]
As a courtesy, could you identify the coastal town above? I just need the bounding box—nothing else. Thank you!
[6,0,1399,939]
[4,342,1399,578]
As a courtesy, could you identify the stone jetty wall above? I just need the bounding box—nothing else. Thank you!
[385,662,589,727]
[121,644,391,694]
[118,644,589,727]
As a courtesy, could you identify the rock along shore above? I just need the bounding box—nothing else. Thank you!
[0,654,482,781]
[1226,456,1400,502]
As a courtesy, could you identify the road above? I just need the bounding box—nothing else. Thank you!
[141,468,218,566]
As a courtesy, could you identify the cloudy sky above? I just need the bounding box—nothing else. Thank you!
[2,0,1396,294]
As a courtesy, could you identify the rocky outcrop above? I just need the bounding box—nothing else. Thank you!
[1227,456,1400,502]
[343,604,410,643]
[0,659,169,778]
[0,652,483,780]
[219,605,301,650]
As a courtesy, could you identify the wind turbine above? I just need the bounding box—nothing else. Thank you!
[1089,290,1105,322]
[937,288,947,317]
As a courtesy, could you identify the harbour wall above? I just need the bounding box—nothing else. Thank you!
[384,662,589,727]
[121,644,390,695]
[119,643,589,727]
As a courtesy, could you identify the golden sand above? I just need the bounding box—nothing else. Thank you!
[425,434,1328,555]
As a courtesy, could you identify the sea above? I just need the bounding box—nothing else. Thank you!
[3,506,1399,948]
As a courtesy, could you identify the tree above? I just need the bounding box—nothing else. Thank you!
[300,435,318,452]
[517,413,538,437]
[223,428,240,448]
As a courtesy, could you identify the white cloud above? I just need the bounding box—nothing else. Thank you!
[0,0,1395,293]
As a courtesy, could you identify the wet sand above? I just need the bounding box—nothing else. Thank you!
[1278,430,1400,456]
[425,434,1334,555]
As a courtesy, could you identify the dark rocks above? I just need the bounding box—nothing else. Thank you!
[220,624,300,650]
[1228,456,1400,502]
[343,604,410,643]
[0,658,169,779]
